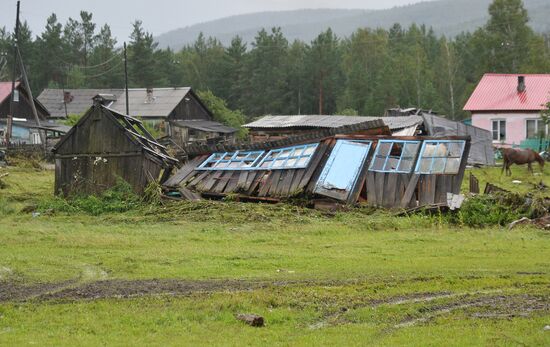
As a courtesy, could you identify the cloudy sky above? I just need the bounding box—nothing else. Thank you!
[0,0,428,41]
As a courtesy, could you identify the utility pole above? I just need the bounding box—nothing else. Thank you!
[7,0,20,144]
[124,42,129,115]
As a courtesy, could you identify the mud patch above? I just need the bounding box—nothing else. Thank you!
[0,280,77,302]
[394,294,549,328]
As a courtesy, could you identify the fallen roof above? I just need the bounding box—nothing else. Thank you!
[421,112,495,166]
[171,120,237,134]
[244,115,423,131]
[464,73,550,111]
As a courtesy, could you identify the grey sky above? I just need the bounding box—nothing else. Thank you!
[0,0,429,42]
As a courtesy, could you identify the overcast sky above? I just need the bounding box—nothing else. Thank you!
[0,0,430,42]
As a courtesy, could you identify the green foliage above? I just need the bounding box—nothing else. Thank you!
[39,179,141,216]
[61,114,83,126]
[456,193,525,227]
[196,90,248,138]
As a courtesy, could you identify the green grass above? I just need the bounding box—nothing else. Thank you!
[0,165,549,346]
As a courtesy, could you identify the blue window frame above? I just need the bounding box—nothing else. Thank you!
[315,140,373,201]
[369,140,421,173]
[415,140,466,174]
[257,144,319,170]
[197,150,265,170]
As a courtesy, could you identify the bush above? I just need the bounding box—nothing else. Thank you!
[39,179,142,216]
[456,193,528,227]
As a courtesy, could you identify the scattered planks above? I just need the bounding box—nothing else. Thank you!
[236,314,265,327]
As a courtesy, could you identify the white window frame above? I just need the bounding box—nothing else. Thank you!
[492,119,506,141]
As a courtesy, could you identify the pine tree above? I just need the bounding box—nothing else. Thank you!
[35,14,65,90]
[307,28,342,115]
[128,20,159,88]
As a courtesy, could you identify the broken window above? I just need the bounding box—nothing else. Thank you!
[315,140,372,201]
[198,151,265,170]
[369,140,421,173]
[415,140,466,174]
[258,144,318,169]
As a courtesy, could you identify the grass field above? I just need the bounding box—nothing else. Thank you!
[0,164,549,346]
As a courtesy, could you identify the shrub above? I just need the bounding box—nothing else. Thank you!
[456,193,527,227]
[39,179,142,216]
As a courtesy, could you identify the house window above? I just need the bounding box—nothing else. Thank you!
[258,144,319,169]
[369,140,421,173]
[526,119,548,139]
[198,151,265,170]
[415,140,466,174]
[492,120,506,141]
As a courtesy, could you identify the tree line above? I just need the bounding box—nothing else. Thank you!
[0,0,549,123]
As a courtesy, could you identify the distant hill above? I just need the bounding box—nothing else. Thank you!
[155,0,550,49]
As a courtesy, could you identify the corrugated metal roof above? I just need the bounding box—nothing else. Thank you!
[464,73,550,111]
[244,115,423,130]
[38,88,193,119]
[0,81,20,104]
[172,120,237,134]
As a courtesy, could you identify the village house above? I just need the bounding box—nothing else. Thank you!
[464,73,550,148]
[38,87,237,147]
[0,81,62,145]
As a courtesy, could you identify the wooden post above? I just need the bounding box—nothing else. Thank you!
[469,173,479,194]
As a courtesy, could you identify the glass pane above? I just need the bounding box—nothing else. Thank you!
[493,130,499,141]
[370,157,385,171]
[384,157,399,171]
[419,158,432,173]
[293,148,305,156]
[377,142,392,156]
[304,146,316,155]
[398,159,413,172]
[500,120,506,140]
[432,158,446,173]
[261,161,271,168]
[272,159,285,168]
[444,158,461,174]
[297,157,309,166]
[493,121,498,131]
[448,142,464,157]
[423,143,447,157]
[526,120,536,139]
[278,149,292,158]
[403,143,420,157]
[286,158,297,167]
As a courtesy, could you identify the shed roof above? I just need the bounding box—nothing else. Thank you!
[463,73,550,112]
[244,115,423,131]
[52,105,178,167]
[172,120,237,134]
[38,87,201,119]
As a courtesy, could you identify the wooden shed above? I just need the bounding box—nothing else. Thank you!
[165,132,471,209]
[52,104,178,196]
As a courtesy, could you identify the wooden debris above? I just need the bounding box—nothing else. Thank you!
[509,215,550,230]
[484,183,509,195]
[236,314,265,327]
[469,173,479,194]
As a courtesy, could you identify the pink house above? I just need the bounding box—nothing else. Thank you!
[464,73,550,147]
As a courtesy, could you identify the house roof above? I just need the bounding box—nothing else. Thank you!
[38,87,199,119]
[244,115,423,131]
[464,73,550,112]
[171,120,237,134]
[0,81,20,104]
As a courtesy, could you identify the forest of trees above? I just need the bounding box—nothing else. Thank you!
[0,0,549,124]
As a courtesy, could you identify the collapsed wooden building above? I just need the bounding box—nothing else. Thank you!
[165,122,471,208]
[52,104,178,196]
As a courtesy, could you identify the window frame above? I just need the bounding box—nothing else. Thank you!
[492,119,506,141]
[526,118,548,139]
[197,150,265,171]
[368,140,421,173]
[414,140,466,175]
[257,143,319,170]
